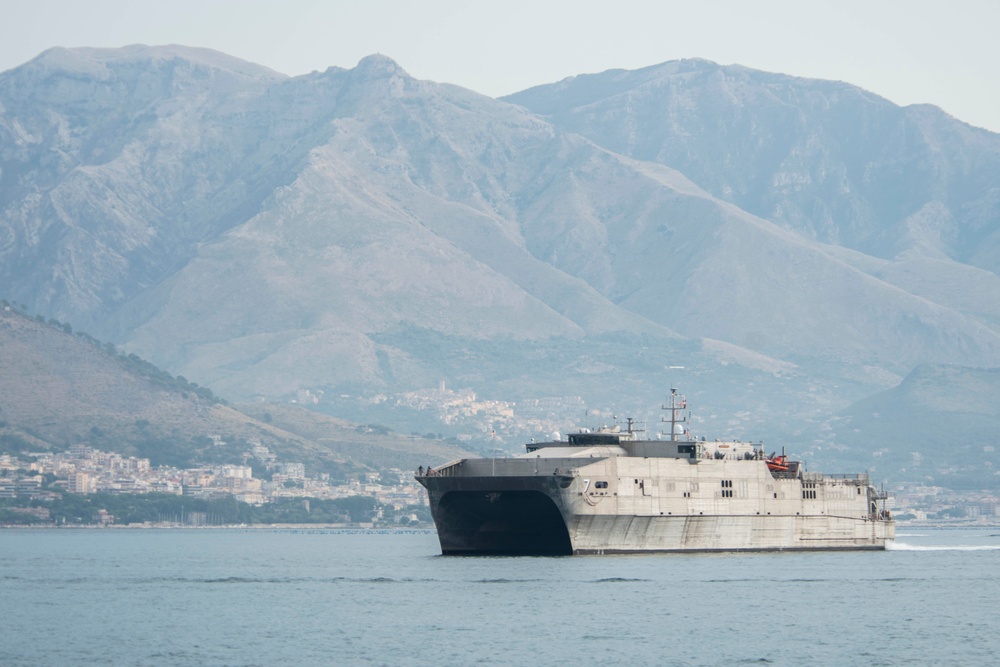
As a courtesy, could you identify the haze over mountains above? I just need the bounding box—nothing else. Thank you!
[2,45,999,486]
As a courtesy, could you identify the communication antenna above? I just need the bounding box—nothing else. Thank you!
[661,388,688,442]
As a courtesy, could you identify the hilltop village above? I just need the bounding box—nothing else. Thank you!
[324,382,588,447]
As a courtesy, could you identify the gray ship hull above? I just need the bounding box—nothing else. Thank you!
[417,438,895,555]
[420,473,892,555]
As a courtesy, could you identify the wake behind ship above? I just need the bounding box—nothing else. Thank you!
[415,390,894,555]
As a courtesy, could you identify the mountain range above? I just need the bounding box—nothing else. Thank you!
[2,46,999,487]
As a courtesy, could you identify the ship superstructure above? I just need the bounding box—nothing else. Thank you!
[416,390,894,555]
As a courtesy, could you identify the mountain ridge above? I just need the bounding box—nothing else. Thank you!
[504,57,1000,269]
[2,47,1000,485]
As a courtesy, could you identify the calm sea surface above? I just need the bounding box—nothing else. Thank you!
[1,527,998,666]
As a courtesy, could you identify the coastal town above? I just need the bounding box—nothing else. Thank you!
[0,441,429,527]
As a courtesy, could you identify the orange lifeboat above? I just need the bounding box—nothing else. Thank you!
[766,454,789,472]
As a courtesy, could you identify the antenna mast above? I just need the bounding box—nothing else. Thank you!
[662,388,688,442]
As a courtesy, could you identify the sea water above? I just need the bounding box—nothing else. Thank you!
[1,528,998,666]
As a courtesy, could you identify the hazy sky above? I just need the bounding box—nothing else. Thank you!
[3,0,998,132]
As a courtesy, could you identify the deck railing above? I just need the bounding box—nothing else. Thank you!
[802,472,870,483]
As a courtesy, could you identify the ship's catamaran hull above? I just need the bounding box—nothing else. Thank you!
[418,444,894,555]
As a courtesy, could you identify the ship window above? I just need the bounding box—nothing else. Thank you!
[569,433,621,445]
[595,481,609,489]
[721,479,733,498]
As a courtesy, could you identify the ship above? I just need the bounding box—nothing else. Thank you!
[415,390,894,555]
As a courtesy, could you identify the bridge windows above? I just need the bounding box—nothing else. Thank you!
[721,479,734,498]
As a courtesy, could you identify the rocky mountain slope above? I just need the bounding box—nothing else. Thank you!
[2,47,999,483]
[504,59,1000,268]
[0,305,465,472]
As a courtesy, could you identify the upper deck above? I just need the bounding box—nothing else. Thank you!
[527,429,763,461]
